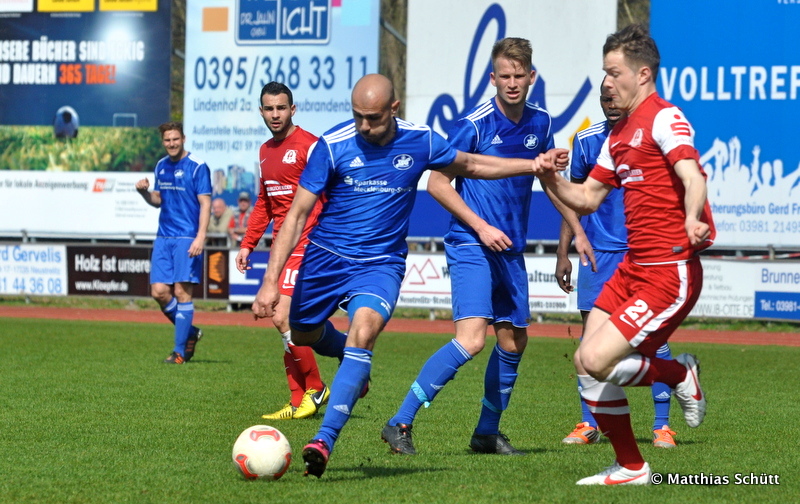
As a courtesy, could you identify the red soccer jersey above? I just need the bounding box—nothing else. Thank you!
[589,93,715,263]
[240,126,324,253]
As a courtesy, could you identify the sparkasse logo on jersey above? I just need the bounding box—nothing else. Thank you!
[93,179,114,192]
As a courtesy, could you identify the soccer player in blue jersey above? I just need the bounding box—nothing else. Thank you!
[252,73,567,477]
[382,38,589,456]
[555,82,677,448]
[136,122,211,364]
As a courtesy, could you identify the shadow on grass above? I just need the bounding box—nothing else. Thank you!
[318,464,449,481]
[635,435,699,447]
[178,359,233,364]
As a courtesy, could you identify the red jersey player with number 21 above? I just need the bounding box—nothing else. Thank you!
[537,24,715,485]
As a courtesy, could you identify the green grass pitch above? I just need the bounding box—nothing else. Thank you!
[0,317,796,503]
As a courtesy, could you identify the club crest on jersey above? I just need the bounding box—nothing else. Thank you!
[630,128,644,148]
[523,134,539,149]
[282,149,297,164]
[392,154,414,170]
[174,169,184,178]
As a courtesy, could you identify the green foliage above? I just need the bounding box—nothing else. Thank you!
[0,317,797,503]
[0,126,163,172]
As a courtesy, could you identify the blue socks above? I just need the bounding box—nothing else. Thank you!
[475,344,522,435]
[162,296,199,357]
[390,339,472,426]
[579,387,598,427]
[652,343,674,430]
[310,320,347,360]
[173,302,194,356]
[389,341,524,435]
[315,347,372,452]
[161,297,178,323]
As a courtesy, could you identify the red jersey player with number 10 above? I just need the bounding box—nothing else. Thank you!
[235,82,328,420]
[537,24,715,485]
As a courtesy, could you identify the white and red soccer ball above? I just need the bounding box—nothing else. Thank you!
[232,425,292,480]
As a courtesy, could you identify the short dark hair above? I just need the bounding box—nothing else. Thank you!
[158,121,184,138]
[603,24,660,83]
[260,81,293,106]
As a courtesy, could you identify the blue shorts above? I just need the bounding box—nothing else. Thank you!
[289,243,406,332]
[577,249,626,311]
[445,244,529,327]
[150,237,203,285]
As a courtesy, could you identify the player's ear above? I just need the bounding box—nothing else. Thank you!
[638,65,652,85]
[391,100,400,116]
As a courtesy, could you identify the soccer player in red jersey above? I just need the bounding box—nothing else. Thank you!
[235,82,328,420]
[537,24,715,485]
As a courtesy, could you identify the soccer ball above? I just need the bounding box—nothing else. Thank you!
[232,425,292,480]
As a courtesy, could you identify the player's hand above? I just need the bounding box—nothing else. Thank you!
[555,253,573,293]
[573,234,597,272]
[188,236,204,258]
[552,148,570,171]
[135,178,150,192]
[531,152,552,174]
[476,223,512,252]
[533,148,568,175]
[686,218,711,246]
[235,248,251,274]
[252,282,279,320]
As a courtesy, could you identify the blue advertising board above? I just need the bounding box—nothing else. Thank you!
[0,0,171,127]
[651,1,800,248]
[236,0,331,44]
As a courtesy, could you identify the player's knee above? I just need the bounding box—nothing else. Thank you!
[573,349,584,372]
[150,284,170,303]
[271,312,289,333]
[346,325,381,350]
[578,352,612,381]
[509,330,528,353]
[173,282,193,303]
[455,334,485,356]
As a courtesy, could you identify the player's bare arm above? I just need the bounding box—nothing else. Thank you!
[441,147,566,180]
[555,217,575,293]
[236,185,272,273]
[538,169,611,216]
[189,194,211,257]
[252,186,315,319]
[543,183,596,273]
[674,158,711,246]
[427,169,512,252]
[235,248,251,273]
[135,178,161,208]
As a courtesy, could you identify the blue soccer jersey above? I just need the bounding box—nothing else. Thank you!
[571,121,627,252]
[153,153,212,238]
[444,98,554,254]
[299,118,458,259]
